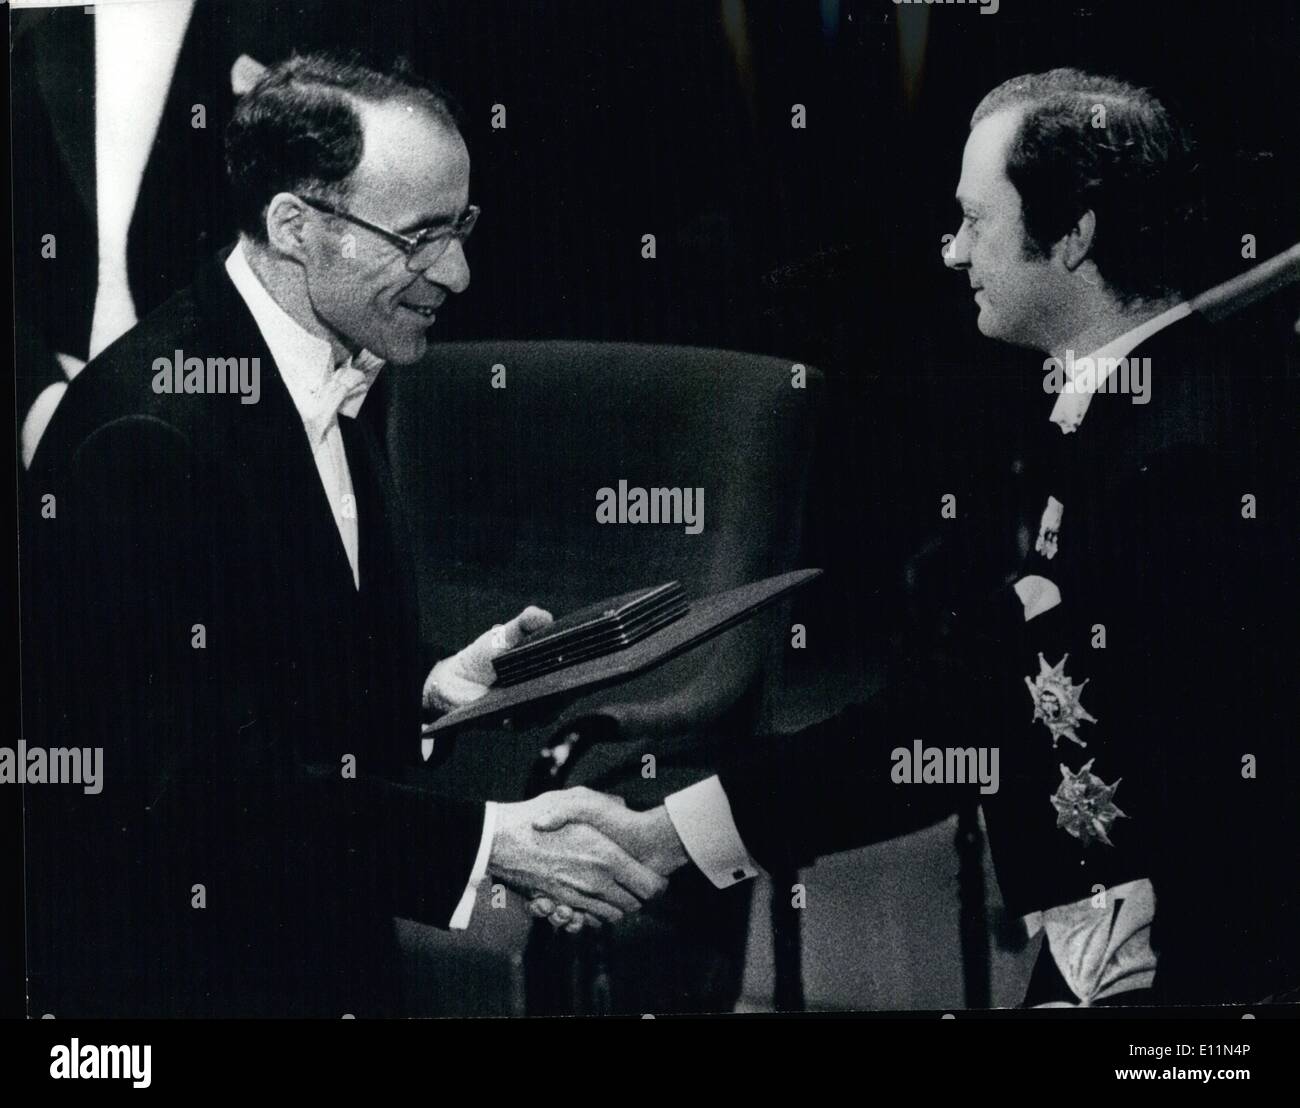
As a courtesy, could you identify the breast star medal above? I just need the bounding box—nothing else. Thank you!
[1050,759,1127,846]
[1034,495,1064,560]
[1024,652,1097,748]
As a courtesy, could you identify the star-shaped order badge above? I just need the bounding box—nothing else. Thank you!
[1051,759,1127,847]
[1024,652,1096,749]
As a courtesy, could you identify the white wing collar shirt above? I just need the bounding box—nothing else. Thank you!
[225,240,383,591]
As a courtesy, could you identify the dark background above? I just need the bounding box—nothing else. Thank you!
[13,0,1300,653]
[6,0,1299,1016]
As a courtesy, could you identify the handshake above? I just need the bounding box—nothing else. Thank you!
[490,787,690,932]
[426,605,693,933]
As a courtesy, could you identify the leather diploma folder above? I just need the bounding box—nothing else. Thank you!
[429,568,821,735]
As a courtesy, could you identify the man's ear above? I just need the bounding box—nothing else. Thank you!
[264,192,312,259]
[1057,208,1097,272]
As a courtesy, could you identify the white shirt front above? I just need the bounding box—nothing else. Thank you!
[22,0,195,468]
[90,0,195,361]
[224,241,382,589]
[225,240,493,928]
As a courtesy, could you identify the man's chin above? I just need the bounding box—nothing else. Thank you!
[975,313,1043,352]
[383,335,431,366]
[975,307,1018,344]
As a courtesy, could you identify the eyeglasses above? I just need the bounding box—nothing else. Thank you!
[300,196,480,271]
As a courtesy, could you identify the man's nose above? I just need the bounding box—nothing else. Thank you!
[942,225,970,270]
[419,239,471,294]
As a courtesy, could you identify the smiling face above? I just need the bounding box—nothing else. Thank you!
[944,107,1073,352]
[301,99,472,365]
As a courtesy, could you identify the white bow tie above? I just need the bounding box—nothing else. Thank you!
[301,354,384,445]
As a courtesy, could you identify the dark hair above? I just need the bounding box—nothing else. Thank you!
[225,52,464,240]
[972,68,1203,304]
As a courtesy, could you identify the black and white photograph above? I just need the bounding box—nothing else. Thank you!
[3,0,1298,1081]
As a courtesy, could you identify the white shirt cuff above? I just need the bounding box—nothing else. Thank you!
[663,775,759,889]
[448,801,498,930]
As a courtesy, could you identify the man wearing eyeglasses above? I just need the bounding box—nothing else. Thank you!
[20,52,663,1017]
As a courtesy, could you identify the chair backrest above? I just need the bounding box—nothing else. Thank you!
[384,340,821,797]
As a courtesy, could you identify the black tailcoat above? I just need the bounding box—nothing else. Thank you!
[22,253,483,1016]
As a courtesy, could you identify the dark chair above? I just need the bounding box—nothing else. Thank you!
[383,340,822,1015]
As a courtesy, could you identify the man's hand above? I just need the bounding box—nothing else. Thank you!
[490,788,670,931]
[424,605,553,713]
[525,803,690,932]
